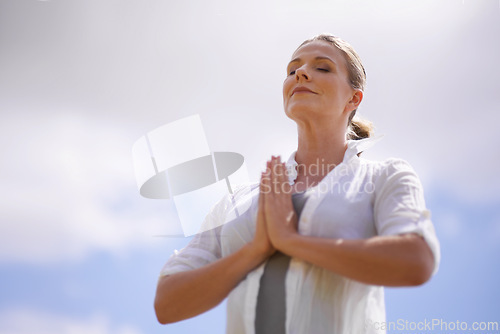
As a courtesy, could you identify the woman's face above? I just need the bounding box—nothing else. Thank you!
[283,40,361,125]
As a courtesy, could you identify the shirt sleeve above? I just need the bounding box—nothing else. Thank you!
[373,158,441,276]
[158,192,232,278]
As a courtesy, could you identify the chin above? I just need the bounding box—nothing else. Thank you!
[285,103,317,120]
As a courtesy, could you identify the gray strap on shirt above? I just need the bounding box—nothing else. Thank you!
[254,191,308,334]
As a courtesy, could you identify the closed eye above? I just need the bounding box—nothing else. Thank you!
[317,68,329,72]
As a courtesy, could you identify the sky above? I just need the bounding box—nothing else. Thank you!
[0,0,499,333]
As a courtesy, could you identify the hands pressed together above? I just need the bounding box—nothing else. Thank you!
[251,155,299,259]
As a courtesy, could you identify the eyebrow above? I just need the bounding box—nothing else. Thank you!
[287,56,338,67]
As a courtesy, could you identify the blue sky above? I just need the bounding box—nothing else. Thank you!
[1,0,499,333]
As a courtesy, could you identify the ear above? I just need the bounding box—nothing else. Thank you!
[344,90,363,114]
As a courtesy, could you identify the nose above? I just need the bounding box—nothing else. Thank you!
[295,66,310,81]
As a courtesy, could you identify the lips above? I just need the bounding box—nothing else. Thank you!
[291,86,316,96]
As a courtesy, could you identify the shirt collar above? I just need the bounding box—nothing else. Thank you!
[285,134,384,184]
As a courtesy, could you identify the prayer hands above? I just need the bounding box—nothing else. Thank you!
[254,156,299,256]
[251,167,276,259]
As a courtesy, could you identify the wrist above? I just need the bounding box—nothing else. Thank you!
[243,242,272,266]
[274,231,300,254]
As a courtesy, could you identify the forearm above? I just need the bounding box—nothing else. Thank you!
[154,243,267,324]
[277,233,434,286]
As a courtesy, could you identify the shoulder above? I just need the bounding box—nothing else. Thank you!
[377,157,417,175]
[358,157,423,192]
[360,157,418,176]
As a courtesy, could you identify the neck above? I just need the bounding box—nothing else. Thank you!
[294,121,347,179]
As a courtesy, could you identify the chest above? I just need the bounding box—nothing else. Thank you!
[221,170,377,256]
[302,183,377,239]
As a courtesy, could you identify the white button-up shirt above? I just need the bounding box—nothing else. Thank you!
[160,137,440,334]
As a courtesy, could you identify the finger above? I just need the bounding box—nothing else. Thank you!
[276,157,283,182]
[260,160,272,210]
[259,171,266,202]
[279,162,292,194]
[270,156,278,195]
[264,159,272,198]
[258,171,267,221]
[265,161,276,214]
[275,157,285,194]
[273,158,287,194]
[277,157,286,184]
[276,157,287,194]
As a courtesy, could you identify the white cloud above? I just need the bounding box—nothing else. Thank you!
[0,308,143,334]
[0,0,499,265]
[0,114,176,264]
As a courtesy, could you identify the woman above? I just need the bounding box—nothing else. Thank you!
[154,34,440,334]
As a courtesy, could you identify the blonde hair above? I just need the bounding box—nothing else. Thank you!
[298,34,372,140]
[347,115,374,140]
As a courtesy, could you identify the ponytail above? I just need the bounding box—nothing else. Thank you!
[347,115,373,140]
